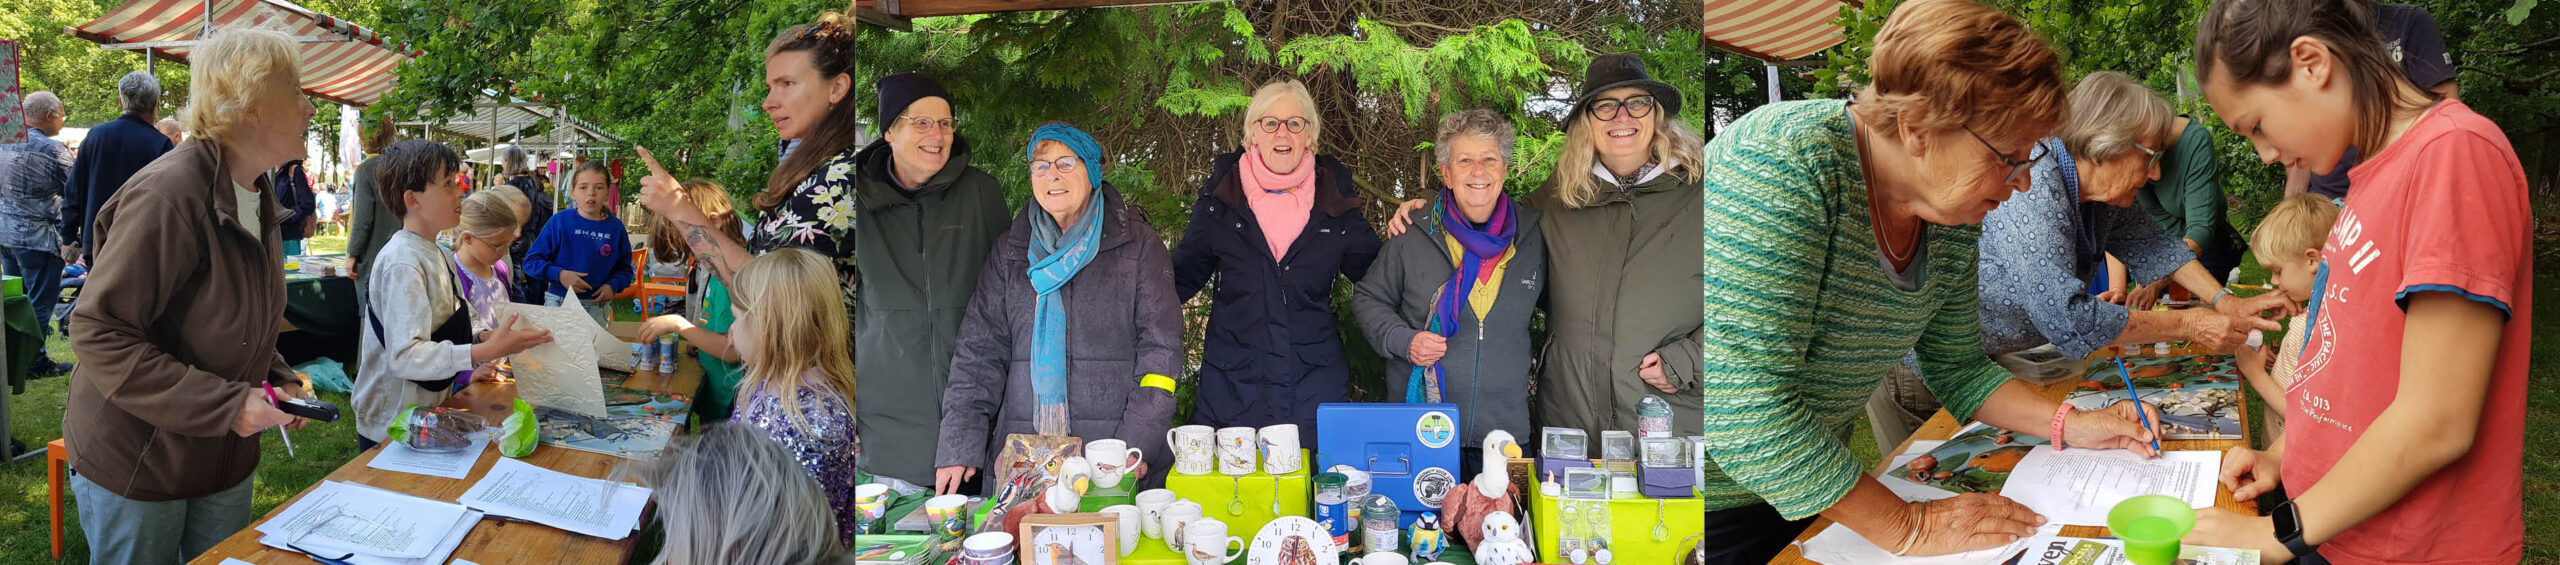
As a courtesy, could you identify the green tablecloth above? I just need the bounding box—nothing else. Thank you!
[279,275,361,369]
[4,295,36,395]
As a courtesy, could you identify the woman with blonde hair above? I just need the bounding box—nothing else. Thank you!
[727,247,858,547]
[62,27,317,563]
[1170,80,1380,447]
[622,423,848,563]
[1695,1,2161,560]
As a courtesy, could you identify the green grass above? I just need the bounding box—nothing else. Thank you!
[0,232,655,563]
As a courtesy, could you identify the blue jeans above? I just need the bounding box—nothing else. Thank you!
[70,472,254,565]
[0,246,64,336]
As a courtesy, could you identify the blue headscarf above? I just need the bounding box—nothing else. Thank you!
[1022,123,1108,436]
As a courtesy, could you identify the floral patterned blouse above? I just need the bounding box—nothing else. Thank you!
[753,146,859,324]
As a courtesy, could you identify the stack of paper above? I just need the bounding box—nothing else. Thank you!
[457,458,652,540]
[366,435,491,479]
[253,481,479,564]
[2001,447,2219,526]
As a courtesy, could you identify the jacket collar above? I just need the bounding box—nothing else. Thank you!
[856,136,975,211]
[1207,150,1363,217]
[174,139,282,232]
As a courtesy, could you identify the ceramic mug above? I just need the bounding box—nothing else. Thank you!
[1135,490,1178,539]
[1215,427,1258,476]
[1182,518,1248,565]
[962,532,1017,565]
[1258,424,1303,475]
[1360,553,1410,565]
[924,494,971,538]
[1088,439,1145,487]
[1100,505,1143,557]
[1161,500,1205,553]
[1167,425,1216,475]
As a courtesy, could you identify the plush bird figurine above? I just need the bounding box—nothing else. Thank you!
[1408,512,1447,562]
[1474,512,1535,565]
[1441,430,1524,549]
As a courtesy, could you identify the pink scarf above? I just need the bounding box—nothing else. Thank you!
[1240,149,1317,259]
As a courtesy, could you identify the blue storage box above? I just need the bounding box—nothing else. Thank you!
[1315,403,1462,528]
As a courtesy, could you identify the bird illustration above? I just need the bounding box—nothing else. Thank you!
[1279,535,1322,565]
[1045,543,1090,565]
[1474,512,1535,565]
[1408,512,1447,562]
[1441,430,1524,549]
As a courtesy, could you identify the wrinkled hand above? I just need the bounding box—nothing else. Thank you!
[1895,494,2047,556]
[639,315,694,342]
[559,270,593,295]
[2126,280,2165,310]
[936,466,980,496]
[2064,400,2162,457]
[2185,310,2281,352]
[232,390,297,437]
[2218,446,2283,501]
[632,146,702,225]
[2219,290,2301,320]
[1408,332,1448,366]
[1639,352,1674,393]
[1380,199,1427,237]
[2186,507,2292,564]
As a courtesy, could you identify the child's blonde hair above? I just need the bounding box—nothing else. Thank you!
[458,188,523,241]
[649,179,742,263]
[2250,193,2342,267]
[732,248,856,433]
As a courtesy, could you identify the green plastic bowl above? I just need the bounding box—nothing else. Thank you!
[2107,494,2197,565]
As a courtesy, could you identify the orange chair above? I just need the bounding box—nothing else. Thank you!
[625,247,689,318]
[47,438,68,559]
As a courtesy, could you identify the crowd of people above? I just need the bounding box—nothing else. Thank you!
[1698,0,2528,563]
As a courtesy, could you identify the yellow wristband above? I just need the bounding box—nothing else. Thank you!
[1140,374,1177,393]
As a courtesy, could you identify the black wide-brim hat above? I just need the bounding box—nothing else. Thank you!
[1567,53,1682,123]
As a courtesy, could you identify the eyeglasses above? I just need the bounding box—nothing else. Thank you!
[1030,155,1083,178]
[2131,141,2163,172]
[283,506,367,562]
[1254,116,1309,134]
[896,115,957,134]
[1964,126,2052,185]
[1585,95,1658,122]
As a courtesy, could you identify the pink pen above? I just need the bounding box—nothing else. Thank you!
[263,382,296,457]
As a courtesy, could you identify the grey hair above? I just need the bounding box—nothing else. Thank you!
[2054,71,2173,163]
[117,71,161,115]
[502,145,533,176]
[1433,109,1516,166]
[616,424,846,564]
[22,92,62,120]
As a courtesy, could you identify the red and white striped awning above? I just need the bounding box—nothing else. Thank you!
[1704,0,1856,63]
[67,0,422,107]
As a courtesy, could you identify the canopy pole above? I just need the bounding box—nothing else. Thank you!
[1766,62,1781,104]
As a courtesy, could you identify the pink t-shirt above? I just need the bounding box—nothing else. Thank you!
[2283,100,2529,565]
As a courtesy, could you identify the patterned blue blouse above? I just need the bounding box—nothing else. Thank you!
[1973,139,2196,360]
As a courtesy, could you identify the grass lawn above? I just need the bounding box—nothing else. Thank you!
[0,233,659,563]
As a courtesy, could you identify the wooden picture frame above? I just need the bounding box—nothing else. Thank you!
[1019,512,1120,565]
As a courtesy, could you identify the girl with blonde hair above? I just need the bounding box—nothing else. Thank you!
[727,247,858,547]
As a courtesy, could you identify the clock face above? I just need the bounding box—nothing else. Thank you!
[1248,517,1337,565]
[1034,525,1108,565]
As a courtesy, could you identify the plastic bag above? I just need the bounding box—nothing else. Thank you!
[386,404,489,452]
[499,399,538,457]
[293,357,351,395]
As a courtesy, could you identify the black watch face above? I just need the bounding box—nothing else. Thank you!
[2274,501,2303,539]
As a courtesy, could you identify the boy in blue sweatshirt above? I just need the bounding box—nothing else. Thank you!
[522,161,633,325]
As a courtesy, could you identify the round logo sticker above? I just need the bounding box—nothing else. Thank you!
[1413,467,1456,507]
[1416,411,1456,449]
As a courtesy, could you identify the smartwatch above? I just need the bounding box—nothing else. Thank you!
[2272,499,2316,559]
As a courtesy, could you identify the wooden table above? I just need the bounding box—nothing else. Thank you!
[1770,344,2256,564]
[192,330,705,564]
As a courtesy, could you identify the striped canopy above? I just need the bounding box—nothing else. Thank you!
[68,0,421,106]
[1704,0,1855,63]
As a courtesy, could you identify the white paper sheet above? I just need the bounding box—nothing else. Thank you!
[2010,535,2262,565]
[365,435,490,479]
[252,481,472,559]
[1797,521,2061,565]
[2001,448,2220,526]
[457,457,651,540]
[493,302,609,417]
[261,509,484,565]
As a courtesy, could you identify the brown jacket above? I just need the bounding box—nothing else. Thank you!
[66,138,296,501]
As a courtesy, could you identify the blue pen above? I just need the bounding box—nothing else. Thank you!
[2112,356,2163,452]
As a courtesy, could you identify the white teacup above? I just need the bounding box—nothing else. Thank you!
[1135,489,1178,539]
[962,532,1016,565]
[1161,500,1205,553]
[1215,427,1258,476]
[1360,553,1410,565]
[1099,505,1142,557]
[1258,424,1302,475]
[1182,518,1247,565]
[1167,425,1216,475]
[1088,439,1145,487]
